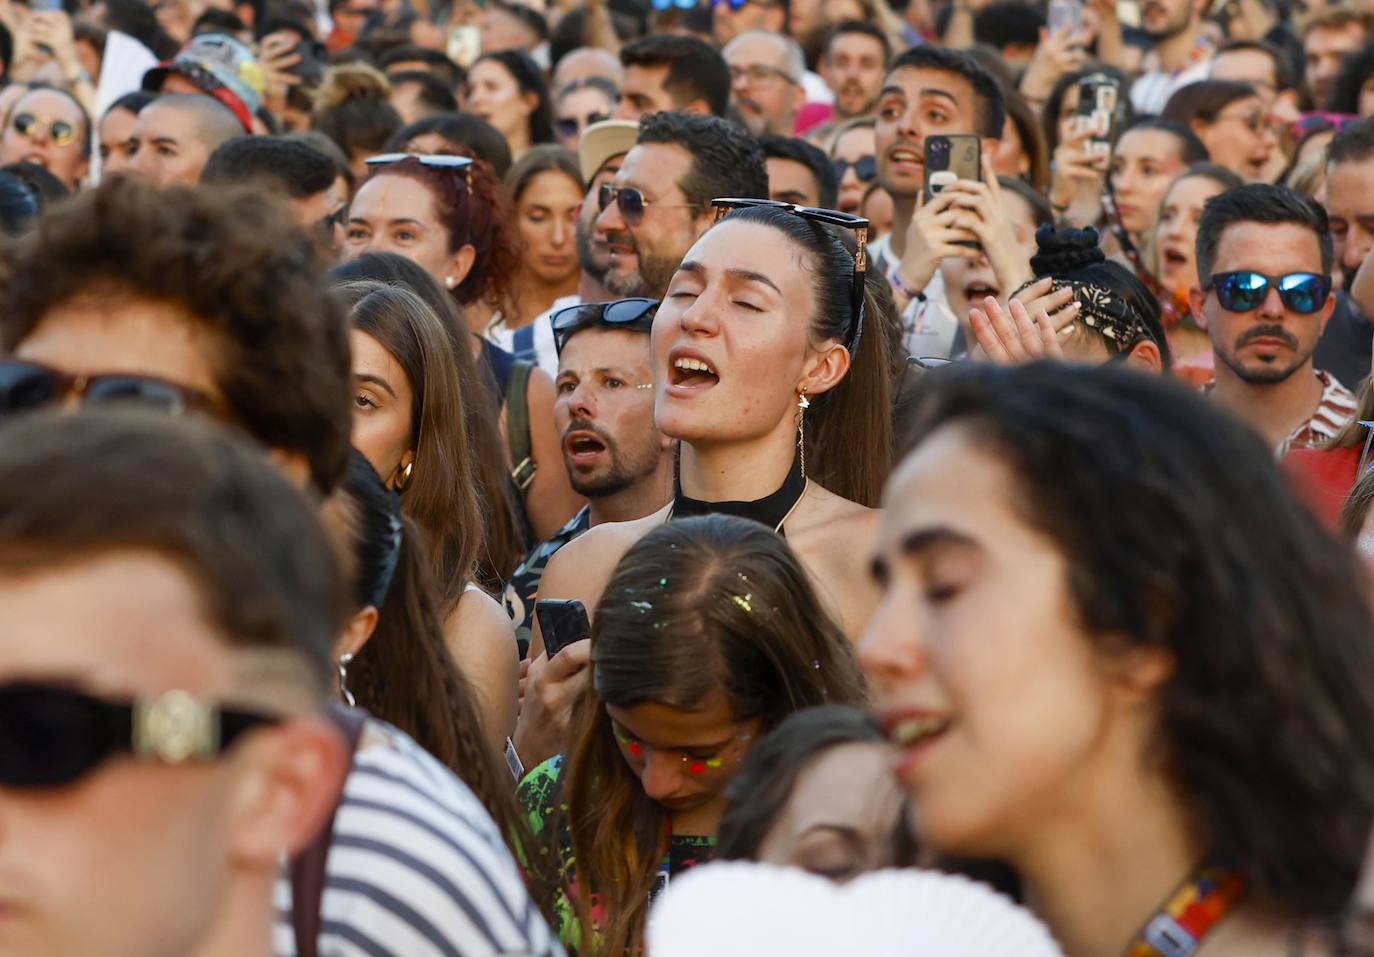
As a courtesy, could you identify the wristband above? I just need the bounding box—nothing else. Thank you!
[888,269,927,302]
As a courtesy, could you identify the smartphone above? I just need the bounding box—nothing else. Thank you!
[923,134,980,203]
[1047,0,1083,33]
[447,24,481,68]
[1075,72,1121,160]
[535,599,591,659]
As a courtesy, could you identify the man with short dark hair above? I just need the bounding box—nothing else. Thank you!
[0,175,353,494]
[1302,6,1367,109]
[0,409,352,957]
[819,21,891,122]
[615,34,731,119]
[386,69,458,123]
[594,112,768,299]
[129,93,244,186]
[481,0,548,54]
[1190,183,1356,453]
[724,29,806,136]
[872,46,1006,329]
[761,133,838,207]
[379,44,467,89]
[200,136,348,259]
[504,302,673,646]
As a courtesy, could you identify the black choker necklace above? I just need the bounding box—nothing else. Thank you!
[671,456,807,534]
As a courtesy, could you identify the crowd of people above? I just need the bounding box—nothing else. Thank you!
[4,0,1374,952]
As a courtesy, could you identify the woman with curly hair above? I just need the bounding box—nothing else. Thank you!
[864,360,1374,957]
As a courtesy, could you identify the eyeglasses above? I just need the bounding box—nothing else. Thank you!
[711,197,869,355]
[1289,911,1374,957]
[833,155,877,182]
[598,184,697,227]
[554,111,610,140]
[728,63,799,86]
[612,721,753,776]
[366,152,474,186]
[0,359,214,422]
[0,682,279,789]
[12,111,78,146]
[1206,271,1331,314]
[551,297,659,355]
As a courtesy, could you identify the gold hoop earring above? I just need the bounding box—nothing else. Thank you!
[395,461,414,491]
[796,387,810,480]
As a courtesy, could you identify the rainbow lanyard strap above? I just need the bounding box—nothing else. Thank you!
[1125,863,1247,957]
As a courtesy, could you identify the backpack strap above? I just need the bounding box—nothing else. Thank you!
[506,359,537,496]
[512,323,537,363]
[289,705,368,957]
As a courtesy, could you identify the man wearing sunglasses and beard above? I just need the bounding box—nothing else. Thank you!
[1190,183,1357,455]
[592,111,769,300]
[0,409,354,957]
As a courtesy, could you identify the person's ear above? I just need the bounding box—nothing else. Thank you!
[1187,284,1209,330]
[520,89,539,118]
[1124,339,1163,372]
[1102,639,1176,701]
[334,606,379,663]
[682,97,712,116]
[446,243,477,291]
[791,79,806,115]
[223,715,352,868]
[1317,290,1337,335]
[799,339,852,397]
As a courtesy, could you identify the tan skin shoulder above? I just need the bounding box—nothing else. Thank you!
[526,503,671,659]
[446,587,519,754]
[784,486,883,644]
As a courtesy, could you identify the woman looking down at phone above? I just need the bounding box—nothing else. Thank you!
[518,515,868,955]
[515,201,894,768]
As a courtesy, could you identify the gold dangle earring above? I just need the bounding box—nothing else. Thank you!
[796,387,810,480]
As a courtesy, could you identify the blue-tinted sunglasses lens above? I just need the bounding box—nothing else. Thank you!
[1278,274,1327,313]
[1215,272,1270,311]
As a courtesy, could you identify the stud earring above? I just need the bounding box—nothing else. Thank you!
[796,387,810,479]
[338,652,356,707]
[444,276,457,289]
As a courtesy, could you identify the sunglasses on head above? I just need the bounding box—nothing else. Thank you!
[598,184,697,227]
[1206,271,1330,314]
[551,297,659,355]
[367,152,474,186]
[0,682,279,789]
[12,111,78,146]
[0,359,214,422]
[1293,111,1361,138]
[710,197,869,355]
[554,111,610,139]
[652,0,697,8]
[833,155,877,182]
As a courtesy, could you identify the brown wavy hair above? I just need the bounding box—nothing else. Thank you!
[559,515,869,955]
[357,153,523,320]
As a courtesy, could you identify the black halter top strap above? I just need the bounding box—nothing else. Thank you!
[671,455,806,535]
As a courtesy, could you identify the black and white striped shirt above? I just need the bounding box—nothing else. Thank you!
[273,719,564,957]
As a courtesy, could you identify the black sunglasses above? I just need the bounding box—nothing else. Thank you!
[833,155,877,182]
[366,152,474,186]
[1206,271,1330,314]
[598,184,697,227]
[552,297,659,355]
[0,682,279,789]
[710,198,869,355]
[0,359,214,422]
[554,111,610,139]
[13,111,78,146]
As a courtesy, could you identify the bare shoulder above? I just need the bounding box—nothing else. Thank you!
[787,484,882,557]
[538,505,671,611]
[785,486,883,642]
[449,587,517,647]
